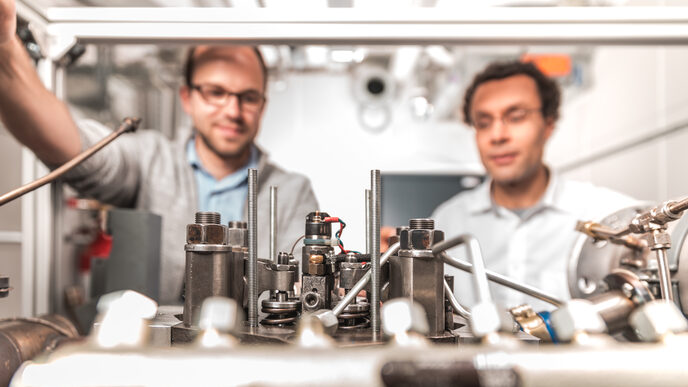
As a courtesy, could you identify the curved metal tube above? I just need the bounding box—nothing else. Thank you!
[0,117,140,207]
[333,242,400,317]
[436,234,493,304]
[432,236,563,307]
[443,279,471,319]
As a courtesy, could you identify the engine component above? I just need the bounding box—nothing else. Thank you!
[261,252,301,326]
[181,212,231,328]
[569,203,688,314]
[301,212,335,312]
[336,252,370,330]
[0,315,78,386]
[390,218,446,337]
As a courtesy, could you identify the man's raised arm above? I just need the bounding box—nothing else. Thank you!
[0,0,82,166]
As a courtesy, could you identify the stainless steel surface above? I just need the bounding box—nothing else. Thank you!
[392,220,445,336]
[655,247,674,301]
[248,168,258,327]
[333,243,400,317]
[370,170,381,334]
[270,186,277,263]
[0,314,78,387]
[0,117,140,207]
[183,213,231,328]
[588,291,635,334]
[568,205,650,299]
[438,251,563,307]
[444,279,471,319]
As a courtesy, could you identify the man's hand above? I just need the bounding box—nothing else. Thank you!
[0,0,16,45]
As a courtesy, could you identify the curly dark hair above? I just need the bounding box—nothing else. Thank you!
[462,60,561,126]
[183,46,267,91]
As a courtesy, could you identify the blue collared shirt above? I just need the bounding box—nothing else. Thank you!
[186,139,259,224]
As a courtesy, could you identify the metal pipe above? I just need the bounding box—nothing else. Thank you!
[432,235,492,304]
[432,236,563,307]
[443,279,471,319]
[669,197,688,214]
[0,117,140,207]
[248,169,258,327]
[269,186,277,263]
[365,189,371,255]
[370,170,381,333]
[655,248,674,301]
[333,243,400,317]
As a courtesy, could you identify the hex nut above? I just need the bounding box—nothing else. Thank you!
[382,298,429,336]
[186,223,228,245]
[629,300,688,342]
[204,224,227,245]
[401,229,445,251]
[270,263,297,272]
[308,263,326,275]
[550,299,606,342]
[186,224,203,244]
[227,228,248,248]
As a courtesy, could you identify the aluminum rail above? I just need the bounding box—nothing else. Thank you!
[332,242,400,317]
[16,6,688,45]
[432,236,563,307]
[0,117,140,207]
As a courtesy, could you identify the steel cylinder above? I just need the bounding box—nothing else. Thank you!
[0,315,78,386]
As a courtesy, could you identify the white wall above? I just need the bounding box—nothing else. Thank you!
[257,72,480,251]
[549,47,688,202]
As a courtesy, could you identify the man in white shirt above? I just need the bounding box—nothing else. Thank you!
[432,61,637,311]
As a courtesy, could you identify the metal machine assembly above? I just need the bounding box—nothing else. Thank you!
[10,170,688,386]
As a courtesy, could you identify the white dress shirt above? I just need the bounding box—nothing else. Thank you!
[432,170,638,311]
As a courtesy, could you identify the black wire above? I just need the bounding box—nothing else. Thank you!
[290,235,305,255]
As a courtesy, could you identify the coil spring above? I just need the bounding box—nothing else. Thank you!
[261,305,300,326]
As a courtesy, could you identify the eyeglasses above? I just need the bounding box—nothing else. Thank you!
[471,107,542,131]
[190,84,265,112]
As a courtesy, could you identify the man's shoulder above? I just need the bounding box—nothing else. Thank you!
[556,177,639,219]
[432,184,485,218]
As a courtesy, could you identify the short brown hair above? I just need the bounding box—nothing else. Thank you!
[462,60,561,126]
[183,46,268,91]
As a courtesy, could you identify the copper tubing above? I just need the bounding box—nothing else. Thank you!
[0,117,141,207]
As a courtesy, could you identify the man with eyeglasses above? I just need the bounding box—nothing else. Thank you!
[0,2,318,305]
[432,61,636,311]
